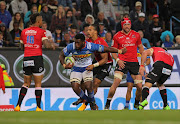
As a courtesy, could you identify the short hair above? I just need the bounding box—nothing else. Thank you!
[70,25,77,29]
[31,4,37,9]
[42,21,47,25]
[75,34,85,42]
[83,24,89,29]
[13,21,19,26]
[30,13,41,24]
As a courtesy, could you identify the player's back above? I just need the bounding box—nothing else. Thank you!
[21,27,47,57]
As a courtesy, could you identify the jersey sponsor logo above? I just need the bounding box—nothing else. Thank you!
[73,51,78,55]
[98,45,103,52]
[150,89,178,109]
[122,43,135,47]
[118,36,124,39]
[13,54,53,84]
[0,55,10,73]
[25,30,37,35]
[24,44,40,48]
[73,54,91,58]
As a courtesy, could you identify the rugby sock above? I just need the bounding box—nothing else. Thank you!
[78,89,89,102]
[160,89,168,107]
[106,98,112,106]
[17,85,28,106]
[142,87,149,101]
[125,101,130,108]
[35,87,42,108]
[135,98,140,105]
[88,91,95,102]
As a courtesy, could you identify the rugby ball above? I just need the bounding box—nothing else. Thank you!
[64,57,75,64]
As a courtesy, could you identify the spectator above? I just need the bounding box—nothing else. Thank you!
[57,0,76,13]
[149,14,163,47]
[0,1,12,29]
[161,31,174,48]
[79,23,90,40]
[24,4,38,28]
[95,12,109,31]
[40,4,52,30]
[98,22,107,40]
[81,0,99,21]
[9,12,24,31]
[10,22,22,47]
[129,1,144,22]
[50,5,66,33]
[47,0,58,14]
[52,25,63,46]
[0,32,3,47]
[69,25,77,41]
[28,0,43,12]
[138,30,151,48]
[0,23,13,47]
[42,21,53,41]
[10,0,28,17]
[80,14,95,31]
[116,13,129,33]
[105,32,112,47]
[66,9,78,31]
[133,12,151,42]
[174,35,180,48]
[59,32,73,47]
[98,0,116,30]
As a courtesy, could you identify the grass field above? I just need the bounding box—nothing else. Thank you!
[0,110,180,124]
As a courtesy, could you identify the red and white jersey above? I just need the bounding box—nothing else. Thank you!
[87,37,113,63]
[20,26,48,57]
[151,47,174,66]
[112,30,142,62]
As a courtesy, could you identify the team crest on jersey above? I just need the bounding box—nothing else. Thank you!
[86,50,90,54]
[73,51,78,54]
[132,35,136,38]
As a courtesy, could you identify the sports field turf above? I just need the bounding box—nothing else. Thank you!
[0,110,180,124]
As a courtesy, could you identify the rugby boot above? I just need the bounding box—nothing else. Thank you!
[72,98,84,106]
[14,105,20,111]
[78,103,87,111]
[163,105,170,110]
[138,99,148,110]
[90,102,97,110]
[36,106,43,111]
[104,104,110,110]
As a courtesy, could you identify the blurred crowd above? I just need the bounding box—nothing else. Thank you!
[0,0,179,48]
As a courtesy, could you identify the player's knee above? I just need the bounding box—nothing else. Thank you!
[134,80,143,84]
[83,77,93,83]
[145,77,155,84]
[114,73,122,80]
[127,87,133,93]
[70,79,81,84]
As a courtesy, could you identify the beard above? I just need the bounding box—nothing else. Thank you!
[123,28,130,34]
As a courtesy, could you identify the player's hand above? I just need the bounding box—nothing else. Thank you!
[64,63,74,69]
[121,47,127,54]
[117,60,126,69]
[139,66,146,76]
[3,90,5,94]
[86,64,94,71]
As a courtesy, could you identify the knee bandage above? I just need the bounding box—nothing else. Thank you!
[70,78,81,84]
[83,77,93,82]
[134,80,143,84]
[114,73,122,80]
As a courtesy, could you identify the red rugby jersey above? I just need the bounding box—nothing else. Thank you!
[87,37,113,63]
[152,47,174,66]
[20,26,48,57]
[112,30,142,62]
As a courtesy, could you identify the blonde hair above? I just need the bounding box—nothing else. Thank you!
[175,35,180,40]
[55,5,65,18]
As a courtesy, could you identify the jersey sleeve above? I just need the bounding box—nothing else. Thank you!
[111,36,118,48]
[41,30,48,41]
[63,43,73,56]
[136,33,142,46]
[90,42,104,52]
[20,31,24,44]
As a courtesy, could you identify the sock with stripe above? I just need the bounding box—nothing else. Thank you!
[125,100,130,108]
[35,87,42,108]
[142,87,149,101]
[17,85,28,106]
[88,90,95,103]
[160,89,168,107]
[78,89,89,102]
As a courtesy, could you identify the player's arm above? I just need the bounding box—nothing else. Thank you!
[20,40,24,50]
[103,46,127,54]
[145,58,151,65]
[138,44,144,55]
[42,39,56,50]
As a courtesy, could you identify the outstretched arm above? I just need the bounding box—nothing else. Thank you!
[104,46,127,54]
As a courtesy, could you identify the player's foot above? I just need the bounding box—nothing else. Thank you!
[36,107,43,111]
[134,103,139,109]
[14,105,20,111]
[138,99,148,110]
[72,98,84,106]
[163,105,170,110]
[90,102,97,110]
[78,103,87,111]
[104,104,110,110]
[123,106,129,110]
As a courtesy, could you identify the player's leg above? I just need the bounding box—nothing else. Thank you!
[14,75,32,111]
[104,71,124,110]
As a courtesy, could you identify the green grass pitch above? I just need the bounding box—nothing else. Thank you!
[0,110,180,124]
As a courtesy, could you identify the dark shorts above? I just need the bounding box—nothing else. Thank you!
[23,56,44,76]
[93,63,112,81]
[146,61,172,84]
[115,61,140,75]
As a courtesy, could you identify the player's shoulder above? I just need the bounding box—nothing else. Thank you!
[131,30,140,36]
[113,31,123,38]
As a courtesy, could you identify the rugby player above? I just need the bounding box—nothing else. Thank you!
[124,45,150,109]
[74,24,114,111]
[104,18,144,110]
[59,34,126,110]
[14,13,55,111]
[138,47,174,110]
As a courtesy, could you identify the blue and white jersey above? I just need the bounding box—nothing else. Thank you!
[137,45,150,63]
[63,41,104,72]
